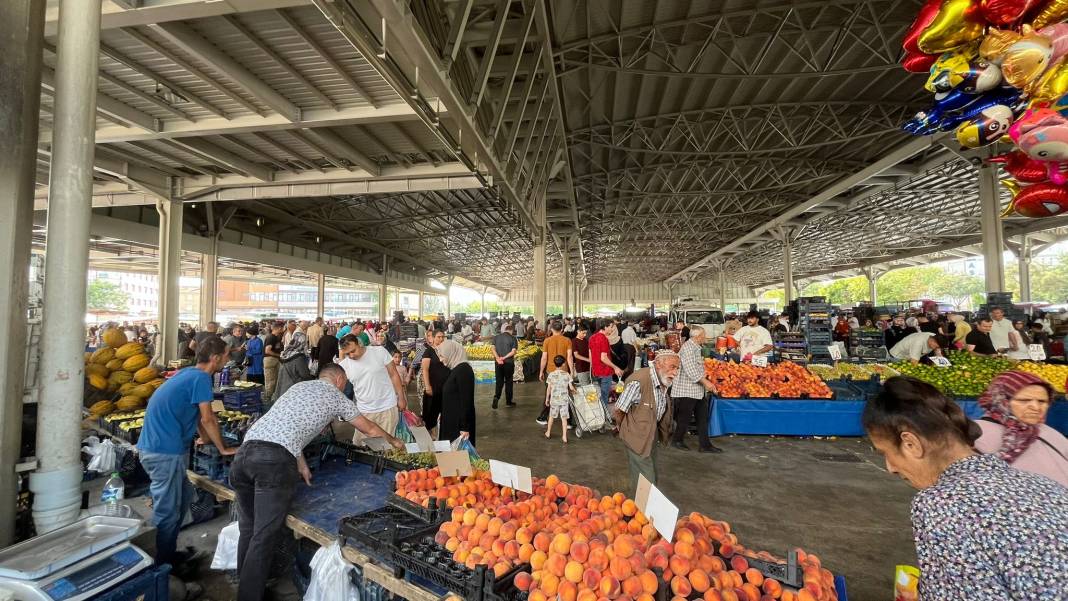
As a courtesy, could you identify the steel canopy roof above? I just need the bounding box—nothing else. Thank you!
[34,0,1068,292]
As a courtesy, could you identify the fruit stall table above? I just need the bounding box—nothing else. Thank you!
[186,455,438,601]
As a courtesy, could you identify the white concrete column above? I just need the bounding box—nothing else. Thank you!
[446,276,454,318]
[533,240,546,329]
[1017,235,1032,303]
[862,266,880,305]
[0,0,45,545]
[480,288,486,318]
[32,0,102,534]
[316,273,326,318]
[979,164,1006,292]
[562,243,571,318]
[379,256,388,322]
[783,235,794,306]
[156,200,183,364]
[418,290,425,318]
[718,270,727,311]
[198,237,217,327]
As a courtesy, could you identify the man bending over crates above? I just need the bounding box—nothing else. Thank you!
[231,363,404,601]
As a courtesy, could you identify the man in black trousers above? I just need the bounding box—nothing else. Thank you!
[491,323,518,408]
[670,326,722,453]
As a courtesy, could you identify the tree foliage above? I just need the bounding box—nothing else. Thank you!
[1004,251,1068,303]
[86,280,129,312]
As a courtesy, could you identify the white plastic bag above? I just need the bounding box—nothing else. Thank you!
[83,437,117,473]
[210,521,240,570]
[304,542,359,601]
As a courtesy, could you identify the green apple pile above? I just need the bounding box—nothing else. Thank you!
[892,351,1014,396]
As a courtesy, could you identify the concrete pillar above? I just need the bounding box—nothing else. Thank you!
[198,237,217,327]
[156,200,183,364]
[446,276,454,318]
[562,243,570,318]
[862,266,879,305]
[418,290,425,318]
[533,239,546,329]
[718,270,727,312]
[0,0,45,545]
[32,0,102,534]
[316,273,326,318]
[979,165,1006,292]
[783,235,794,306]
[1017,235,1032,303]
[577,282,584,318]
[379,256,388,322]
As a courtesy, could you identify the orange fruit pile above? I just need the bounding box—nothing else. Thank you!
[703,360,833,399]
[395,469,839,601]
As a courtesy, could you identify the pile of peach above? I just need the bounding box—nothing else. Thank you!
[395,467,516,510]
[703,360,833,399]
[400,469,838,601]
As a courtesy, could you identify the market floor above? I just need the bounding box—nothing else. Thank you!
[177,379,916,601]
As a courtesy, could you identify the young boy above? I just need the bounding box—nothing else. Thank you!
[544,355,574,443]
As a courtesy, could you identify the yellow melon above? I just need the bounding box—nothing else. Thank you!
[148,378,165,389]
[122,354,150,372]
[85,364,109,379]
[118,382,138,396]
[106,358,125,371]
[133,367,159,384]
[114,342,144,360]
[116,396,145,411]
[90,347,115,365]
[88,374,108,390]
[85,352,93,363]
[108,371,133,386]
[131,384,154,399]
[89,400,116,417]
[101,328,127,349]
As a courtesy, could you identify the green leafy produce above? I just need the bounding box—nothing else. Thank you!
[807,363,899,382]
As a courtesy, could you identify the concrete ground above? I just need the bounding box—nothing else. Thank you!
[171,378,916,601]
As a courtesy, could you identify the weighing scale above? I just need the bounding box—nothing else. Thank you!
[0,516,152,601]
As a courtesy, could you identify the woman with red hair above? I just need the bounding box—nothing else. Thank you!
[975,370,1068,487]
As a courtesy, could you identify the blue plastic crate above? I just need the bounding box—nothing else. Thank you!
[826,380,864,402]
[93,564,171,601]
[222,387,263,412]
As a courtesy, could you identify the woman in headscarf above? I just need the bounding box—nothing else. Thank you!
[420,329,449,435]
[974,370,1068,487]
[949,313,971,350]
[436,339,476,446]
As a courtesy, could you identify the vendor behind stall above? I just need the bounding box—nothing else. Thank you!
[231,364,404,601]
[137,336,235,571]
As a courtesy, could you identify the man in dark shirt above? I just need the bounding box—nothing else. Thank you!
[572,325,592,385]
[884,315,911,350]
[491,324,519,408]
[965,318,999,355]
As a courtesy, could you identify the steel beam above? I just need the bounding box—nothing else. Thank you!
[303,128,380,175]
[150,22,301,121]
[44,0,313,36]
[169,137,274,181]
[470,0,512,107]
[275,8,375,106]
[41,65,157,132]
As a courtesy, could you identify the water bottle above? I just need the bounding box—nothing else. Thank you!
[101,472,125,516]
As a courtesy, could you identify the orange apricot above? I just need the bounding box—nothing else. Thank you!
[612,535,636,558]
[638,569,658,594]
[609,555,633,580]
[669,555,691,577]
[621,499,637,517]
[514,571,533,591]
[599,575,621,598]
[555,482,570,498]
[558,580,578,601]
[741,583,761,601]
[551,533,573,555]
[516,527,534,545]
[462,508,478,526]
[533,532,552,553]
[570,540,590,563]
[730,555,749,573]
[745,568,764,587]
[530,550,547,571]
[547,553,568,578]
[671,575,692,597]
[674,540,695,559]
[704,590,724,601]
[689,568,711,593]
[541,573,560,596]
[762,578,782,599]
[564,560,584,584]
[518,543,534,562]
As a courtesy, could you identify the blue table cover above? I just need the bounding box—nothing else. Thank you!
[707,397,1067,438]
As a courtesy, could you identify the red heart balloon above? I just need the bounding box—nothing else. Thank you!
[989,151,1051,182]
[981,0,1039,24]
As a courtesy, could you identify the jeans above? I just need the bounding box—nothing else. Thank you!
[139,451,192,566]
[230,441,299,601]
[672,395,712,449]
[597,375,615,406]
[493,362,515,405]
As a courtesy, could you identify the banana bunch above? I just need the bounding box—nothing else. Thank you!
[463,344,496,361]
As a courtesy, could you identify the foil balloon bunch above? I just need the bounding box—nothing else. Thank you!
[901,0,1068,218]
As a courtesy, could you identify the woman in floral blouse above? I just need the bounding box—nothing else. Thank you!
[863,376,1068,600]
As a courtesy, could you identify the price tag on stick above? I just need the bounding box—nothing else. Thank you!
[930,356,952,367]
[827,345,842,361]
[409,425,434,452]
[634,474,679,542]
[1028,344,1046,361]
[751,355,769,367]
[489,459,533,493]
[435,451,472,478]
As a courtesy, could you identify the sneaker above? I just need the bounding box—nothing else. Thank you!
[535,418,548,426]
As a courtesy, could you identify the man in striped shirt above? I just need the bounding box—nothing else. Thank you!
[671,326,722,453]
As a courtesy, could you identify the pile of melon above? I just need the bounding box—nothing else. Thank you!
[85,328,164,418]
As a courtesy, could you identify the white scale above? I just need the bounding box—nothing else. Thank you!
[0,516,152,601]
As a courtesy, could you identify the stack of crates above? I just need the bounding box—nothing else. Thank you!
[977,292,1026,322]
[849,329,888,363]
[798,297,833,363]
[221,385,264,414]
[775,331,808,363]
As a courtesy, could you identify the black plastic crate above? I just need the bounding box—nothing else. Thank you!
[483,563,530,601]
[339,498,444,557]
[389,494,449,524]
[391,536,486,599]
[222,387,263,412]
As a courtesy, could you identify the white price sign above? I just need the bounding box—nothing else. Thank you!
[930,356,952,367]
[1028,344,1047,361]
[827,345,842,361]
[751,355,769,367]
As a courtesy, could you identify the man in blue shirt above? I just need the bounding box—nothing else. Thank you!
[138,336,235,569]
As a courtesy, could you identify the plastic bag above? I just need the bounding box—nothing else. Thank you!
[394,419,415,444]
[83,437,117,473]
[304,542,359,601]
[211,521,240,570]
[402,410,422,427]
[450,437,480,461]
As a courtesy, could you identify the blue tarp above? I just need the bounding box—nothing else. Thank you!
[707,397,1065,438]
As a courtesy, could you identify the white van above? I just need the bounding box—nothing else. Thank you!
[669,300,725,339]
